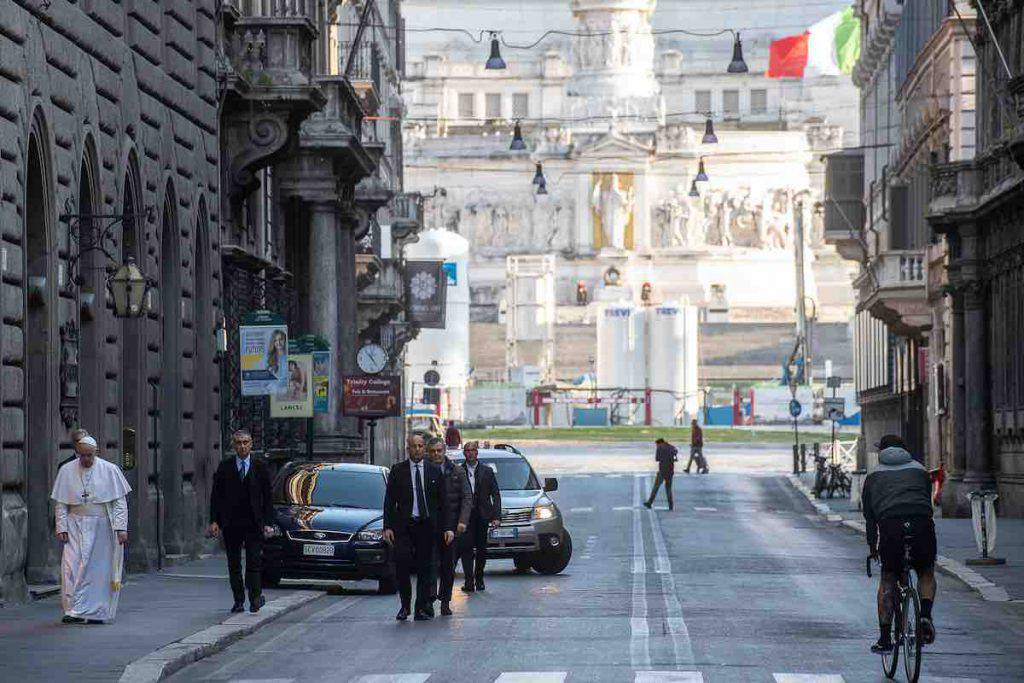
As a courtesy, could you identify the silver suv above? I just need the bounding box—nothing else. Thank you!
[450,444,572,575]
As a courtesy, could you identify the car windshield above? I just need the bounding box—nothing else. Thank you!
[478,457,539,491]
[274,467,385,509]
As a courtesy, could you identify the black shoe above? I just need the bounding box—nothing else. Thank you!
[249,595,265,613]
[440,601,452,616]
[475,578,485,591]
[396,607,410,621]
[461,583,475,593]
[871,639,894,654]
[920,617,935,645]
[423,604,435,617]
[231,601,245,613]
[61,616,86,624]
[642,501,652,509]
[86,619,104,625]
[683,469,691,474]
[668,504,674,511]
[413,609,433,621]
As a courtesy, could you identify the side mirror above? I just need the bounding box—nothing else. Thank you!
[543,477,558,492]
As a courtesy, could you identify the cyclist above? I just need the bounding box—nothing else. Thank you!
[862,434,937,653]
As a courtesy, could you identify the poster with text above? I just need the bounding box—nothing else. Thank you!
[312,350,331,415]
[239,312,288,396]
[404,260,447,329]
[270,353,313,418]
[341,375,401,418]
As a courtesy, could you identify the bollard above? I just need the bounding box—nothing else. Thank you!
[792,444,799,475]
[966,490,1006,565]
[800,443,808,473]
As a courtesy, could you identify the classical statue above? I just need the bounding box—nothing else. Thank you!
[592,174,635,251]
[760,190,791,250]
[653,191,690,248]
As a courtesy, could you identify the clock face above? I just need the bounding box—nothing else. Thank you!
[357,344,388,374]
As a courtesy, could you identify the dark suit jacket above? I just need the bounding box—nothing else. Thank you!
[383,459,450,532]
[209,456,274,530]
[441,458,473,529]
[463,461,502,522]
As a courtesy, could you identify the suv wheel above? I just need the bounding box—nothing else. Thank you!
[261,572,282,589]
[513,555,534,573]
[532,531,572,575]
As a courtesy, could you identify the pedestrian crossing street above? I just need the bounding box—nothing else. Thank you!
[229,673,983,683]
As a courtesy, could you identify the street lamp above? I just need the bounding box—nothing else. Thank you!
[702,116,718,144]
[727,32,749,73]
[510,120,527,150]
[688,179,701,198]
[108,256,152,318]
[485,32,507,70]
[695,157,709,182]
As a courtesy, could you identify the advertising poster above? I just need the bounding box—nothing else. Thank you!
[239,311,288,396]
[341,375,402,418]
[312,350,331,415]
[270,353,314,418]
[404,260,447,329]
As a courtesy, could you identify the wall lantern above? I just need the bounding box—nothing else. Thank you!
[108,257,153,318]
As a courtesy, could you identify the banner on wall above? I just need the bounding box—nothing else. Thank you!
[341,375,402,418]
[404,260,448,329]
[270,352,314,418]
[239,311,288,396]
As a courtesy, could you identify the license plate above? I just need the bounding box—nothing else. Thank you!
[490,527,519,540]
[302,543,334,557]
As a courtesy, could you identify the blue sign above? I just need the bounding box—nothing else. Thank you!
[442,262,457,286]
[789,399,802,418]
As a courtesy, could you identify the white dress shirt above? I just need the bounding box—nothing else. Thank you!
[466,462,477,494]
[410,461,425,518]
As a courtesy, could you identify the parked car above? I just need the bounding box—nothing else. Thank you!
[450,444,572,575]
[406,411,443,440]
[262,462,395,593]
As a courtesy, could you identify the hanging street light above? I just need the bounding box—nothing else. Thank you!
[510,120,527,150]
[695,157,709,182]
[727,32,749,73]
[485,31,507,70]
[702,116,718,144]
[108,256,153,318]
[688,179,701,198]
[532,161,546,185]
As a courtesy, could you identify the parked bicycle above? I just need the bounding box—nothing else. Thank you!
[867,520,924,682]
[813,451,852,499]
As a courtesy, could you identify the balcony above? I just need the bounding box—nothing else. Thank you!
[855,250,931,337]
[821,150,866,262]
[357,257,404,343]
[389,193,425,249]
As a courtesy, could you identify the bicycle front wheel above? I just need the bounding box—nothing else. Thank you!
[902,587,923,682]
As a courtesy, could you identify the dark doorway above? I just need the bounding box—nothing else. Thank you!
[77,149,104,443]
[25,129,58,583]
[193,200,215,542]
[159,188,184,554]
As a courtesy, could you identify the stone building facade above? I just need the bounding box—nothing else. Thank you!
[0,0,418,604]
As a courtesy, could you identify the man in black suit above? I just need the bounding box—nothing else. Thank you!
[427,436,471,616]
[383,433,451,621]
[208,429,275,614]
[460,440,502,592]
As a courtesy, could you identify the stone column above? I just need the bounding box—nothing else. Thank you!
[308,202,342,433]
[941,288,968,515]
[962,278,994,489]
[337,207,361,437]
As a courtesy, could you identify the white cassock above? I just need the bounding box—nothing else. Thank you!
[50,456,132,622]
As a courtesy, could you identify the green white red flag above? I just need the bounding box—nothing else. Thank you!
[767,7,860,79]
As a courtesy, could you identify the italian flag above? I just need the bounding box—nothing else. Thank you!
[767,7,860,79]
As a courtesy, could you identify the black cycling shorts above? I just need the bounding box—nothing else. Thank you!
[878,516,937,574]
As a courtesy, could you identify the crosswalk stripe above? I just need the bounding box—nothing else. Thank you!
[694,506,717,512]
[920,678,982,683]
[773,675,845,683]
[349,676,431,683]
[634,672,704,682]
[569,506,594,513]
[493,674,567,682]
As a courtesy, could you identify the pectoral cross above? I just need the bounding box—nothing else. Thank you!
[81,490,89,503]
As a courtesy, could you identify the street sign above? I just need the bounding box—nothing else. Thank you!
[824,397,846,421]
[789,399,802,418]
[826,375,842,389]
[341,375,401,418]
[424,369,440,386]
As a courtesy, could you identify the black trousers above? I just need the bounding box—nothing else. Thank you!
[685,446,708,473]
[460,513,490,583]
[395,519,435,612]
[223,526,263,604]
[646,470,674,509]
[434,534,457,602]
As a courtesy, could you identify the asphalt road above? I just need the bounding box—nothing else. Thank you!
[170,447,1024,682]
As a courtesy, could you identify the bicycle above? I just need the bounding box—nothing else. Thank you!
[813,453,829,498]
[825,460,851,498]
[867,520,924,682]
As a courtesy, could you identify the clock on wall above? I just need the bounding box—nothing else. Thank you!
[357,343,389,375]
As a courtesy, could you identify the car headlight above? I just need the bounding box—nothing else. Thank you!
[266,525,283,538]
[533,504,556,521]
[357,528,384,542]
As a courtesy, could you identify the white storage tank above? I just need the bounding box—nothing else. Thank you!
[597,302,646,424]
[404,229,471,420]
[647,303,699,425]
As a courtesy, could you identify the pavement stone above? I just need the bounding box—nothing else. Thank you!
[0,555,325,683]
[790,471,1024,602]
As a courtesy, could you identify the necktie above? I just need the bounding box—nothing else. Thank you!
[239,460,247,479]
[414,464,428,520]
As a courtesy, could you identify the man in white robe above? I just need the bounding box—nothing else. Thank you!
[50,435,132,624]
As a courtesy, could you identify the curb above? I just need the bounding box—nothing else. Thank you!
[784,474,1013,604]
[118,591,323,683]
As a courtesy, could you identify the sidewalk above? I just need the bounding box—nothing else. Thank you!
[791,470,1024,602]
[0,556,323,682]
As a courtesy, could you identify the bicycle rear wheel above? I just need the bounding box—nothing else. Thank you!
[881,613,900,679]
[902,587,923,682]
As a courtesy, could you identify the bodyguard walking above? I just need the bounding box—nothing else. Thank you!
[383,433,451,621]
[208,429,276,614]
[427,437,472,616]
[644,438,677,510]
[461,441,501,592]
[684,419,709,474]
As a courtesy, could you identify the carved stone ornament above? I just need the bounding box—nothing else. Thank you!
[226,111,293,210]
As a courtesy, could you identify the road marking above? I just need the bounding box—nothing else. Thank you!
[646,490,695,665]
[630,475,651,669]
[919,678,982,683]
[606,473,625,478]
[635,673,704,682]
[613,506,634,511]
[693,507,717,512]
[350,676,432,683]
[773,676,845,683]
[493,674,567,683]
[569,507,594,513]
[253,596,360,653]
